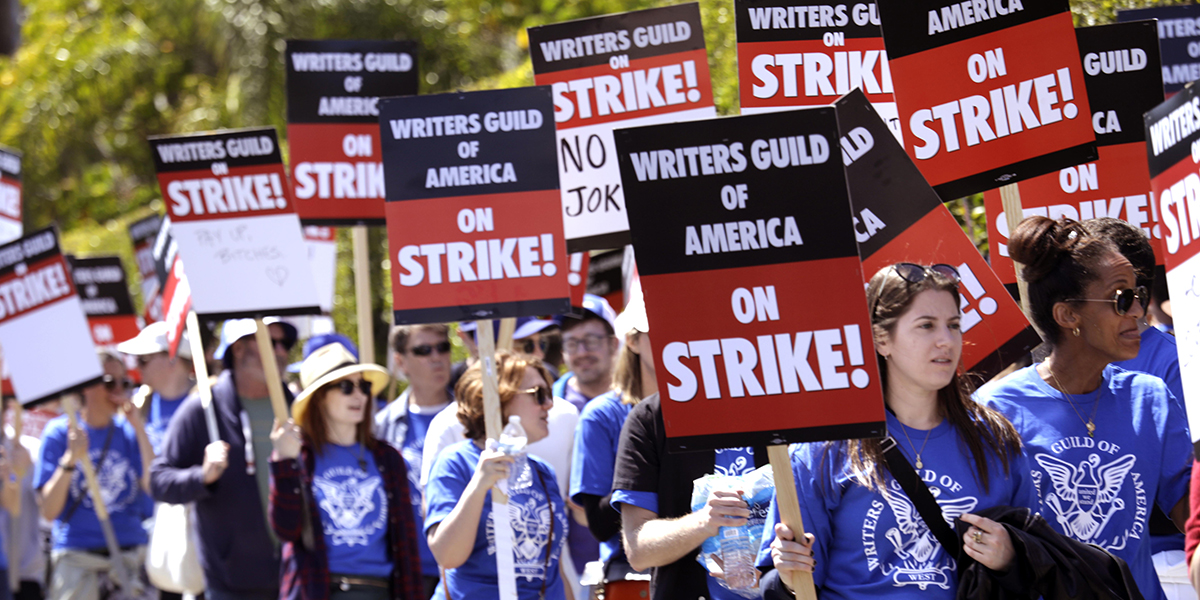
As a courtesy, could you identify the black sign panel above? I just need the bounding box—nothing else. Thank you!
[1078,21,1163,147]
[736,0,883,43]
[149,127,283,174]
[875,0,1065,59]
[0,146,19,182]
[286,39,419,124]
[615,108,857,276]
[1119,5,1200,95]
[67,256,137,317]
[528,3,705,74]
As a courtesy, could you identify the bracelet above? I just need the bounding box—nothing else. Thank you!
[58,461,76,472]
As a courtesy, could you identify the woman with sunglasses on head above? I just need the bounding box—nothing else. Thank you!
[268,343,424,600]
[976,216,1191,600]
[424,350,569,600]
[36,349,155,600]
[759,262,1037,600]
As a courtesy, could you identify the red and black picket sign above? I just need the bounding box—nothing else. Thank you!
[529,4,716,253]
[834,89,1038,379]
[736,0,896,127]
[128,213,163,321]
[0,228,104,406]
[1118,5,1200,96]
[148,217,190,357]
[286,40,419,225]
[0,146,20,244]
[984,21,1165,291]
[875,0,1096,200]
[379,87,571,325]
[615,108,884,452]
[1145,84,1200,443]
[149,127,321,321]
[67,255,142,349]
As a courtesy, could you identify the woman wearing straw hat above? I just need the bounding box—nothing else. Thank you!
[268,343,424,600]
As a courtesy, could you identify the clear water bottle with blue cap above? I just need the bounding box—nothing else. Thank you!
[498,415,532,491]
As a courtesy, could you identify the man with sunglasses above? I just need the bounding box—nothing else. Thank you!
[150,318,298,600]
[514,318,564,374]
[374,323,454,599]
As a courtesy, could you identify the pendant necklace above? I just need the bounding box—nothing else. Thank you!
[1045,362,1102,438]
[897,420,934,469]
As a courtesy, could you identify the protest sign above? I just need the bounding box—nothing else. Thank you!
[875,0,1096,200]
[736,0,900,138]
[148,217,191,357]
[529,3,716,252]
[379,87,571,324]
[68,256,142,351]
[616,108,885,452]
[128,214,163,320]
[304,225,337,314]
[835,89,1038,378]
[586,247,625,310]
[984,21,1164,292]
[1145,85,1200,444]
[0,228,104,405]
[1118,5,1200,96]
[566,252,590,307]
[149,127,321,320]
[287,40,419,225]
[0,147,20,244]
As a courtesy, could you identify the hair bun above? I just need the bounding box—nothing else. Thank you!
[1007,216,1087,283]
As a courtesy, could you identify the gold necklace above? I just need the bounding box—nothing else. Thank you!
[1045,362,1102,438]
[896,419,934,469]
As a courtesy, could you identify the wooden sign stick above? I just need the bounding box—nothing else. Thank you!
[497,317,516,352]
[475,319,518,600]
[352,226,375,363]
[186,311,221,442]
[767,445,818,600]
[7,406,21,592]
[59,395,134,591]
[253,319,292,423]
[999,183,1031,316]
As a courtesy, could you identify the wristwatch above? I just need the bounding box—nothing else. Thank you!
[58,459,76,472]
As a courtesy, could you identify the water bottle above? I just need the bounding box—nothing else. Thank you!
[719,525,758,590]
[498,415,532,491]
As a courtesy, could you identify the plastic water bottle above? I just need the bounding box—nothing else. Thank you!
[498,415,532,491]
[719,522,757,590]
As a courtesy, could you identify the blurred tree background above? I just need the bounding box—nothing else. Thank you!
[0,0,1185,362]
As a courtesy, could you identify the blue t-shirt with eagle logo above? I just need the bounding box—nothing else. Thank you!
[312,443,392,578]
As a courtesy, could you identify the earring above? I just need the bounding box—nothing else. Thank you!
[1072,327,1081,337]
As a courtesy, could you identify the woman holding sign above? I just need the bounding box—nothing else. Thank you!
[759,263,1037,599]
[976,217,1191,600]
[425,350,569,600]
[268,343,425,600]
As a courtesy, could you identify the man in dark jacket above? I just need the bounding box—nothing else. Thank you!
[149,318,296,600]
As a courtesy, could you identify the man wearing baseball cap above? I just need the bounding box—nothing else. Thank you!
[553,294,620,413]
[149,318,297,600]
[116,321,195,457]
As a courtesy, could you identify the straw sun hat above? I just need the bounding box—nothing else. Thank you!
[292,342,389,428]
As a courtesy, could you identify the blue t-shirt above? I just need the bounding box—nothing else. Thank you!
[613,446,758,600]
[312,443,392,578]
[569,391,631,563]
[34,414,149,550]
[755,411,1039,600]
[402,402,445,576]
[146,391,189,456]
[426,440,569,600]
[977,364,1191,600]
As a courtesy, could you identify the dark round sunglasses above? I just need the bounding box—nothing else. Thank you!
[1065,285,1150,316]
[331,378,373,397]
[892,263,961,284]
[519,385,553,406]
[408,341,451,357]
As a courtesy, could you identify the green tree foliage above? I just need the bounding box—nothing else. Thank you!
[0,0,1180,360]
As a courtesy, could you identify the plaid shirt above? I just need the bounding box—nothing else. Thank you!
[270,440,424,600]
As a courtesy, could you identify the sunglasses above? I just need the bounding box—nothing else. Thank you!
[519,385,553,407]
[872,263,962,318]
[102,375,135,392]
[271,337,294,352]
[408,341,451,357]
[520,338,551,354]
[1065,285,1150,316]
[332,378,373,397]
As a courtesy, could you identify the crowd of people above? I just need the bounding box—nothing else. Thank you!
[1,214,1197,600]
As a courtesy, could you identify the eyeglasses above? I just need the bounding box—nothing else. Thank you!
[136,352,167,367]
[332,378,373,397]
[408,341,451,357]
[563,333,611,354]
[872,263,961,318]
[519,386,553,407]
[1065,285,1150,316]
[102,375,135,393]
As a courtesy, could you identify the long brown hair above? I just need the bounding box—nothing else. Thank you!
[842,264,1023,493]
[302,379,379,455]
[454,350,555,441]
[612,331,648,406]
